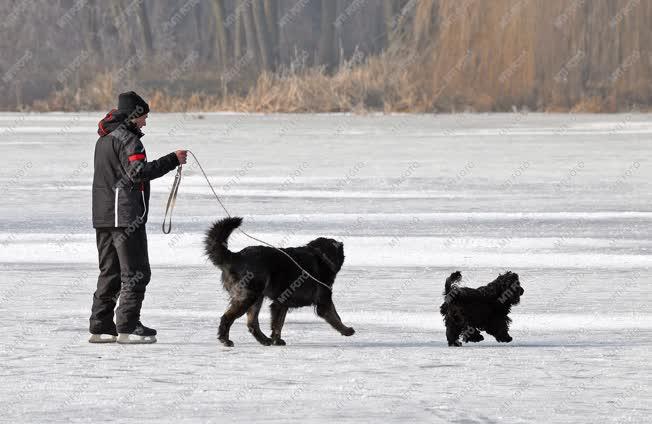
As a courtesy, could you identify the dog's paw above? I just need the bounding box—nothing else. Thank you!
[342,327,355,337]
[496,335,513,343]
[448,340,462,347]
[219,338,234,347]
[258,337,273,346]
[271,338,286,346]
[464,333,484,343]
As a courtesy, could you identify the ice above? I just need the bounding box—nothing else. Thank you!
[1,113,651,423]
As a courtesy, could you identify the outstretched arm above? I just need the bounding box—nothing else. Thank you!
[118,136,186,183]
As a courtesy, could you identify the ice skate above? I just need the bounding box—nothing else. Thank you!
[117,322,157,344]
[89,324,118,343]
[88,333,117,343]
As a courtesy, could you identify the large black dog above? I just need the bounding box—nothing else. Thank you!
[440,271,524,346]
[204,217,355,347]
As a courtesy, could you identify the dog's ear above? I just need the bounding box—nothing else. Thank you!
[496,271,523,305]
[308,238,345,273]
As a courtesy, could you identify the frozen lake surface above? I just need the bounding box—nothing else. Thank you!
[1,112,650,423]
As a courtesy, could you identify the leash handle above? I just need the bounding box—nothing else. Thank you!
[162,165,182,234]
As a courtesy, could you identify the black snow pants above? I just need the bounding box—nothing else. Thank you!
[89,225,151,334]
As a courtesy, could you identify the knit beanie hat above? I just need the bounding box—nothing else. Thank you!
[117,91,150,118]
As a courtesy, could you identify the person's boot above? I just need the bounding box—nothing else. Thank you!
[117,321,157,344]
[89,324,118,343]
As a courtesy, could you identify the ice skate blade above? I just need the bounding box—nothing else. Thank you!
[88,334,117,343]
[117,333,157,344]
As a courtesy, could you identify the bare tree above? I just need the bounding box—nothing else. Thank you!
[318,0,337,71]
[234,5,244,59]
[211,0,230,67]
[81,4,103,63]
[194,2,205,62]
[136,1,154,54]
[383,0,396,45]
[242,1,259,67]
[252,0,273,70]
[108,0,130,53]
[263,0,278,67]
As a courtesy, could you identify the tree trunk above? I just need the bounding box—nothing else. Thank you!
[194,2,205,61]
[252,0,272,70]
[136,1,154,55]
[318,0,336,72]
[383,0,395,45]
[211,0,229,67]
[234,6,244,59]
[82,4,103,63]
[263,0,278,66]
[242,1,259,68]
[108,0,130,53]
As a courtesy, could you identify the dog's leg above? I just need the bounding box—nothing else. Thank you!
[462,326,484,343]
[316,302,355,336]
[486,318,513,343]
[247,296,272,346]
[218,296,258,347]
[445,319,463,347]
[270,302,288,346]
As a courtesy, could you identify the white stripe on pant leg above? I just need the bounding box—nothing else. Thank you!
[114,187,119,227]
[140,191,147,220]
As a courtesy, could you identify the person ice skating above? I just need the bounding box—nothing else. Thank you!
[89,91,187,344]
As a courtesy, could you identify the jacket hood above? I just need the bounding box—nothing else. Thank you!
[98,109,144,138]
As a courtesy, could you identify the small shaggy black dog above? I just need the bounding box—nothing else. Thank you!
[440,271,524,346]
[204,216,354,347]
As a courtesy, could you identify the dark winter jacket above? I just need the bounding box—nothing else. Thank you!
[92,109,179,228]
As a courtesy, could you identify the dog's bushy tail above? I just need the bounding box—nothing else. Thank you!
[444,271,462,295]
[441,271,462,316]
[204,217,243,267]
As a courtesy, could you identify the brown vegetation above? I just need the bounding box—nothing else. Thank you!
[5,1,652,113]
[404,0,652,112]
